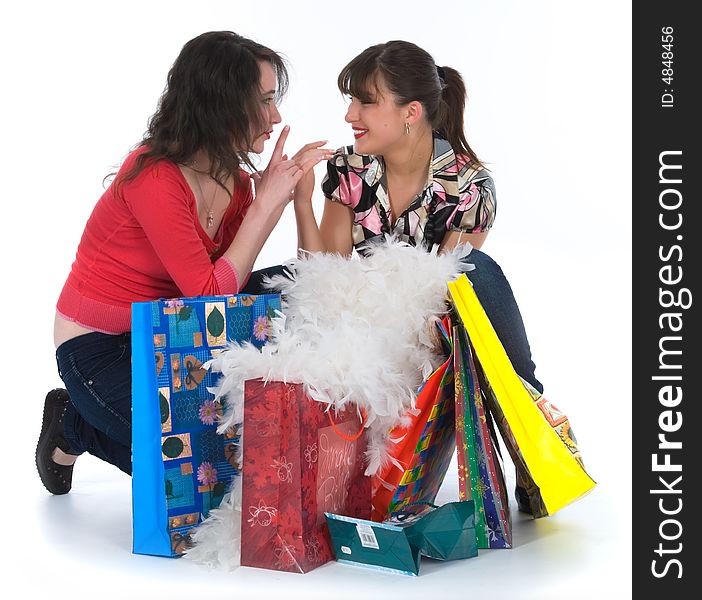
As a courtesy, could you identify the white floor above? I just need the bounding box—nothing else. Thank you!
[3,440,630,599]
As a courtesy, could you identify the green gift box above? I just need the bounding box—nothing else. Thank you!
[325,501,477,576]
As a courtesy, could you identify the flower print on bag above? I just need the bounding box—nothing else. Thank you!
[305,536,322,563]
[197,462,218,486]
[164,299,185,309]
[247,500,278,527]
[253,315,271,341]
[198,399,217,425]
[304,443,318,469]
[283,384,298,407]
[271,456,293,483]
[250,401,278,437]
[273,541,298,569]
[244,384,258,401]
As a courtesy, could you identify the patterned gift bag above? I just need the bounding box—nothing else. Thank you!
[371,317,457,521]
[454,326,511,548]
[132,293,281,557]
[371,317,512,552]
[241,379,371,573]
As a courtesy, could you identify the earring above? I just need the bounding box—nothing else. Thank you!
[404,122,410,135]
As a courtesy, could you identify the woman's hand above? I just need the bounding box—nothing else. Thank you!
[252,127,333,210]
[251,126,305,211]
[290,141,334,204]
[293,168,315,207]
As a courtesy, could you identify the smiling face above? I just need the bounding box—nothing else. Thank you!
[250,60,282,154]
[344,75,409,156]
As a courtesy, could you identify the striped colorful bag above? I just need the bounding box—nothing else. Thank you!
[454,325,511,548]
[370,317,456,522]
[371,315,512,549]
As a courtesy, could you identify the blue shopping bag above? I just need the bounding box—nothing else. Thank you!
[131,293,281,557]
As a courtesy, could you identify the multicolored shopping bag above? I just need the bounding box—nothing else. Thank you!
[370,317,456,521]
[240,380,371,573]
[131,293,281,557]
[454,326,511,548]
[448,274,596,517]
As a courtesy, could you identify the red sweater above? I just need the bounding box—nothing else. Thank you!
[57,147,253,334]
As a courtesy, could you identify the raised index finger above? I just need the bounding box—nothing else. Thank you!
[271,125,290,163]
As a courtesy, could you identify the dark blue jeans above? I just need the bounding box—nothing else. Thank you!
[463,249,543,393]
[242,249,543,394]
[56,332,132,474]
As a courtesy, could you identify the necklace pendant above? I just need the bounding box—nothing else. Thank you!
[207,212,214,228]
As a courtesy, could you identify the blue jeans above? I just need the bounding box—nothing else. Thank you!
[242,249,543,394]
[462,249,543,393]
[56,332,132,474]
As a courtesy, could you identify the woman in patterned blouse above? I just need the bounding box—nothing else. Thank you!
[290,43,543,515]
[294,40,495,257]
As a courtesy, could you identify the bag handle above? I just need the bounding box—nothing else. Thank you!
[327,407,367,442]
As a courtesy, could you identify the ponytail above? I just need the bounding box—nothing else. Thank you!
[435,66,485,170]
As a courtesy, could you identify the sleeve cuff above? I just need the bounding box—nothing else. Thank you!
[213,256,240,294]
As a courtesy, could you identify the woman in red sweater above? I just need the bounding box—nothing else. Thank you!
[37,31,332,494]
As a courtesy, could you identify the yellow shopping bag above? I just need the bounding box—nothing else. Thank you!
[447,274,596,516]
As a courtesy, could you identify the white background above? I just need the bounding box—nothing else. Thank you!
[0,1,631,597]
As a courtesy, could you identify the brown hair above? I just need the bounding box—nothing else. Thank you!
[114,31,288,194]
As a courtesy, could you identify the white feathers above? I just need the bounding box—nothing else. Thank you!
[183,477,243,569]
[184,237,472,570]
[210,238,471,460]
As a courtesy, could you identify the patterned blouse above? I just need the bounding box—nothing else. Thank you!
[321,133,496,253]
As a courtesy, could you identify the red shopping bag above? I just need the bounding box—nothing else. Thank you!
[241,379,371,573]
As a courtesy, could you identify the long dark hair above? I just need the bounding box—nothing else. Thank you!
[337,40,485,169]
[115,31,288,193]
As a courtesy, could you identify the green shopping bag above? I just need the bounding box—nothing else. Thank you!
[325,501,477,576]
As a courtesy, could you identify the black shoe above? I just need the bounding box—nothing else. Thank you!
[36,388,78,495]
[515,485,533,515]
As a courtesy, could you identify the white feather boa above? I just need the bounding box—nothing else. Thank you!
[184,238,471,568]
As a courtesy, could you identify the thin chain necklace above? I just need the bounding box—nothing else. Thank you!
[190,168,217,229]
